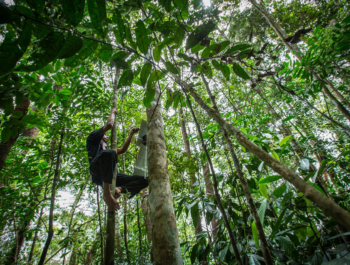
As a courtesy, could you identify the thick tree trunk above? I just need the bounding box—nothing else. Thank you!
[140,188,152,243]
[146,85,182,265]
[248,0,350,122]
[0,95,31,172]
[203,162,219,240]
[38,127,65,265]
[104,67,120,265]
[174,76,350,231]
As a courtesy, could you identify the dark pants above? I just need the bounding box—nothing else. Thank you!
[90,149,148,198]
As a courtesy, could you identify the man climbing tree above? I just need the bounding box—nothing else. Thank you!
[86,108,149,211]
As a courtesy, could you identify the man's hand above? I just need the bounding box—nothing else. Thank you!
[130,127,140,134]
[111,108,118,115]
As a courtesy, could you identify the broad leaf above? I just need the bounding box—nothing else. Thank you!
[26,0,45,14]
[16,32,64,72]
[112,58,129,69]
[252,221,259,248]
[140,63,152,87]
[232,63,250,80]
[259,184,268,199]
[225,44,251,55]
[58,35,83,59]
[258,199,267,225]
[271,208,287,238]
[65,39,99,67]
[114,9,126,45]
[136,20,149,54]
[186,21,216,50]
[273,184,286,197]
[118,69,133,88]
[190,202,199,227]
[153,46,160,62]
[165,61,179,74]
[62,0,85,26]
[279,135,291,146]
[258,175,282,184]
[98,44,113,63]
[0,23,31,75]
[143,87,155,107]
[87,0,106,37]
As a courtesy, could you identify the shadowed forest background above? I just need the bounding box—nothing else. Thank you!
[1,0,350,264]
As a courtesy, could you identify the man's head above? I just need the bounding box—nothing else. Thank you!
[102,134,109,143]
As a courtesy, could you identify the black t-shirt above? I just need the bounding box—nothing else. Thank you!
[86,126,107,164]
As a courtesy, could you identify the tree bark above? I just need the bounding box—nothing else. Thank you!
[146,84,182,265]
[38,126,65,265]
[104,67,120,265]
[97,186,104,265]
[203,162,219,240]
[140,188,152,243]
[0,95,31,172]
[174,76,350,231]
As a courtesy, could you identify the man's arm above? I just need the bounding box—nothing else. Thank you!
[117,127,140,155]
[103,108,118,134]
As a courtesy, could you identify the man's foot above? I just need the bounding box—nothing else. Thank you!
[103,193,120,211]
[115,187,122,198]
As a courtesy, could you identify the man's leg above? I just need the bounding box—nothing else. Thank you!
[116,173,149,198]
[97,150,121,211]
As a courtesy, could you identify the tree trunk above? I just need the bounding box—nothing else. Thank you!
[181,84,243,265]
[146,84,182,265]
[137,199,142,257]
[140,188,152,242]
[0,95,31,172]
[179,107,203,236]
[28,206,44,263]
[38,126,65,265]
[203,162,219,240]
[174,75,350,231]
[123,197,131,264]
[104,67,120,265]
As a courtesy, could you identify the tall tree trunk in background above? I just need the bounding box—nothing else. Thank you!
[146,84,182,265]
[173,75,350,231]
[248,0,350,122]
[200,73,273,265]
[0,95,31,173]
[140,188,152,243]
[62,182,87,264]
[97,186,104,265]
[105,67,120,265]
[203,162,219,240]
[179,107,203,236]
[137,199,142,257]
[181,85,243,265]
[123,197,131,264]
[38,127,65,265]
[28,207,44,263]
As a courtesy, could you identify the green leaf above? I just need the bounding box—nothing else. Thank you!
[65,39,99,67]
[153,46,160,62]
[62,0,85,26]
[252,221,259,248]
[165,61,179,74]
[342,15,350,25]
[232,63,250,80]
[1,126,12,143]
[219,245,228,261]
[186,21,216,50]
[279,135,291,147]
[190,202,199,227]
[258,199,267,225]
[136,20,149,54]
[0,23,32,75]
[98,44,113,63]
[143,87,155,107]
[259,184,268,199]
[225,44,251,55]
[87,0,106,37]
[16,32,64,72]
[26,0,45,14]
[273,184,286,197]
[258,175,281,184]
[276,236,294,255]
[114,9,126,45]
[271,208,287,238]
[140,63,152,87]
[272,151,280,161]
[59,89,72,95]
[177,53,191,61]
[220,64,230,80]
[174,26,185,47]
[112,58,129,69]
[58,35,83,59]
[282,115,295,122]
[173,0,187,11]
[118,69,133,88]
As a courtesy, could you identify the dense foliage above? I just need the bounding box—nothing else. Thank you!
[0,0,350,264]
